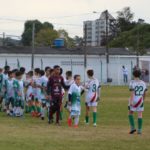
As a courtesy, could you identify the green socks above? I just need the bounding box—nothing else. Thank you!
[60,111,63,120]
[85,113,97,124]
[85,116,89,123]
[129,115,143,133]
[31,105,36,112]
[93,112,97,124]
[138,118,143,133]
[37,106,41,113]
[128,115,135,130]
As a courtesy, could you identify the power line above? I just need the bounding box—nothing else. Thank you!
[0,18,82,27]
[41,12,98,20]
[0,17,25,22]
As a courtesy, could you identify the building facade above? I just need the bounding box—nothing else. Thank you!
[83,11,116,47]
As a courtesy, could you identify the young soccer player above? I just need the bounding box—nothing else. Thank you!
[59,67,65,121]
[20,67,26,81]
[0,66,10,112]
[4,71,15,116]
[65,71,74,107]
[13,71,25,117]
[47,65,69,125]
[32,68,41,117]
[39,70,49,120]
[0,68,5,111]
[3,66,10,80]
[128,69,147,134]
[25,71,34,114]
[68,75,84,128]
[45,66,51,78]
[64,71,74,126]
[85,69,100,127]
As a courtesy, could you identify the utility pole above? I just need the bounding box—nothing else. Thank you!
[3,32,5,46]
[136,25,139,68]
[31,22,35,70]
[136,19,144,68]
[105,10,109,82]
[84,24,87,83]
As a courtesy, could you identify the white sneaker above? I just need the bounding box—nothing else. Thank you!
[93,123,97,127]
[6,110,10,115]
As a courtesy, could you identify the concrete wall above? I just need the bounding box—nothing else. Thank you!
[0,53,149,85]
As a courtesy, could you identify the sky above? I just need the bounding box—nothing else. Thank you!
[0,0,149,39]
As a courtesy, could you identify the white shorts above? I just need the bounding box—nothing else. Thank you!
[128,98,144,112]
[71,110,80,116]
[86,101,98,107]
[129,105,144,112]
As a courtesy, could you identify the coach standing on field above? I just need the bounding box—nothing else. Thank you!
[47,65,69,125]
[122,66,128,84]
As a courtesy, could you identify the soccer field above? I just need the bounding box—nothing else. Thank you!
[0,86,150,150]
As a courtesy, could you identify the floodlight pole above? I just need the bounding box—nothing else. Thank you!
[31,22,35,70]
[105,10,109,82]
[3,32,5,46]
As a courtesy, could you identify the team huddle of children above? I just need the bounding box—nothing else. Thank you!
[0,65,148,133]
[0,65,100,128]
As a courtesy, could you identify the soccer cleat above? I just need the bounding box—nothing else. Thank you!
[31,112,36,117]
[68,118,72,127]
[6,110,10,116]
[74,125,78,128]
[55,122,61,126]
[137,132,142,135]
[48,119,53,124]
[129,129,136,134]
[137,130,142,135]
[85,122,89,125]
[36,113,41,117]
[41,117,44,120]
[93,123,97,127]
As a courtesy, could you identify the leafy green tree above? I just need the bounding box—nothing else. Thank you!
[21,20,54,46]
[109,24,150,55]
[35,28,58,46]
[74,36,83,46]
[58,29,75,48]
[43,22,54,30]
[116,7,136,32]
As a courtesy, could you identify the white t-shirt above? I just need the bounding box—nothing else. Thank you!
[85,78,99,103]
[129,80,147,105]
[5,78,15,98]
[39,75,48,99]
[68,83,83,114]
[122,68,128,75]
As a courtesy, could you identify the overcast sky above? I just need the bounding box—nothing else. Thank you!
[0,0,149,38]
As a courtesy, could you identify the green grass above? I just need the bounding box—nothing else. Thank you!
[0,86,150,150]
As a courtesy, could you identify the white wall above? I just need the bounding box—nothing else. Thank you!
[0,53,148,85]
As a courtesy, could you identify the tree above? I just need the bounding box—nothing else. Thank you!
[109,24,150,55]
[58,29,75,48]
[21,20,54,46]
[74,36,83,46]
[43,22,54,30]
[116,7,136,32]
[35,28,58,46]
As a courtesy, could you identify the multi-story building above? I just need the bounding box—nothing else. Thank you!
[83,10,116,47]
